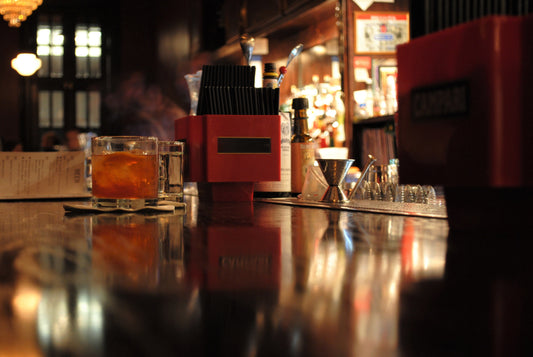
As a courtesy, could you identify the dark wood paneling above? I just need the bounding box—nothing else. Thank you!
[0,26,22,145]
[246,0,284,34]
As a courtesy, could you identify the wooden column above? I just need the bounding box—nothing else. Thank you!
[340,0,355,156]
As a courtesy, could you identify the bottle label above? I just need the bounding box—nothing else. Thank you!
[291,142,315,193]
[255,113,291,194]
[263,77,278,89]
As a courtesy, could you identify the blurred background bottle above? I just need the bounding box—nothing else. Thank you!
[263,62,278,89]
[291,97,315,195]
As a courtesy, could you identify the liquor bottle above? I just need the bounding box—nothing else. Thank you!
[262,62,278,89]
[291,97,315,195]
[254,108,292,198]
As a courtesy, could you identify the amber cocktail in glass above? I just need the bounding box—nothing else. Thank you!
[91,136,159,209]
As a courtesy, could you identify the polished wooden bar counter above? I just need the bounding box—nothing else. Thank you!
[0,194,531,356]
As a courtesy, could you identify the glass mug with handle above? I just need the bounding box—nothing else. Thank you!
[158,140,185,203]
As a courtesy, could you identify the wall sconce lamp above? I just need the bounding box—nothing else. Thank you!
[11,52,42,76]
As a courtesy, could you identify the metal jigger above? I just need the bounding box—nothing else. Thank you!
[317,159,354,203]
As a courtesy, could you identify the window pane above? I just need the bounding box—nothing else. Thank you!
[37,28,51,45]
[38,91,50,128]
[75,29,88,46]
[51,46,64,56]
[51,28,64,46]
[37,46,50,56]
[51,44,63,77]
[90,56,101,78]
[89,47,101,57]
[76,25,101,78]
[37,20,63,78]
[88,27,101,46]
[37,46,50,77]
[51,91,64,128]
[76,48,89,77]
[89,91,101,128]
[76,91,101,128]
[37,26,50,78]
[76,91,87,128]
[76,47,89,57]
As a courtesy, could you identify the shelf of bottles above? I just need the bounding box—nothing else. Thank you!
[279,61,398,151]
[353,57,398,121]
[282,74,346,149]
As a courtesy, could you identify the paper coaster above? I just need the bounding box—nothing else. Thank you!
[63,202,185,214]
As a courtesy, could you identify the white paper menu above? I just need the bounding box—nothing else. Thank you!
[0,151,91,200]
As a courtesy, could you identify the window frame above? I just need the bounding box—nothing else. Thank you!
[19,4,116,150]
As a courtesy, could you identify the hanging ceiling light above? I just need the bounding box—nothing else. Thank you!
[0,0,43,28]
[11,52,42,76]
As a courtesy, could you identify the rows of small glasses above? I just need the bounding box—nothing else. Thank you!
[353,181,438,204]
[349,161,441,205]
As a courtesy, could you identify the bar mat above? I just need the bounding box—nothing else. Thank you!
[255,197,447,219]
[63,202,185,214]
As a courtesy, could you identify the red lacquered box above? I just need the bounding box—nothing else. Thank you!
[397,15,532,188]
[175,115,281,201]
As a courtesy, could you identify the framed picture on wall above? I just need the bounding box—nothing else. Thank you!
[378,65,398,95]
[354,12,410,54]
